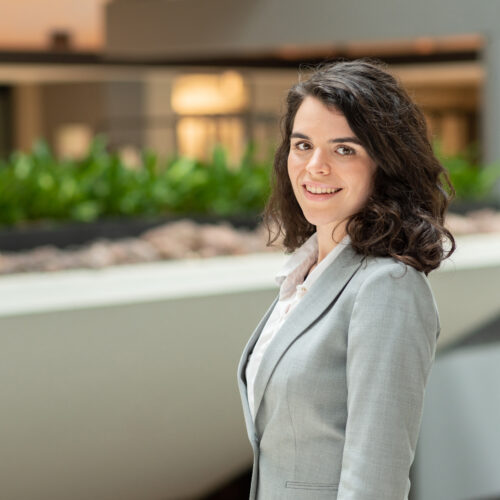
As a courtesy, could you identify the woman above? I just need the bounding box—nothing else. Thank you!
[237,59,455,500]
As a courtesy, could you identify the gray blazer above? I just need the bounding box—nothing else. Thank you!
[237,243,440,500]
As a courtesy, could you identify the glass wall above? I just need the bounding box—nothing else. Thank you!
[0,61,482,163]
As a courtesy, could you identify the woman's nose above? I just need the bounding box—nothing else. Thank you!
[306,148,330,175]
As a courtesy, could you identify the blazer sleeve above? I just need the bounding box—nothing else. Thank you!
[336,262,440,500]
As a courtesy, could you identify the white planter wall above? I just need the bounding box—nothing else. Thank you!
[0,234,499,500]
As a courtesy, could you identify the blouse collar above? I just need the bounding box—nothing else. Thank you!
[275,232,351,300]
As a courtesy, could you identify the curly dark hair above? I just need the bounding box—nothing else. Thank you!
[263,59,456,274]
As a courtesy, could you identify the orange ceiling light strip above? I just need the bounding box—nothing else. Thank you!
[275,34,484,60]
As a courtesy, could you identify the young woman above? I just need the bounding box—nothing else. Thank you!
[237,59,455,500]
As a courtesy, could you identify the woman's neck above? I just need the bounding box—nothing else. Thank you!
[316,223,347,264]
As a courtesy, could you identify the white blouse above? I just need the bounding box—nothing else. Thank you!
[245,232,351,422]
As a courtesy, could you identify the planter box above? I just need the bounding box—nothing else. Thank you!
[0,213,262,252]
[449,199,500,215]
[0,234,499,500]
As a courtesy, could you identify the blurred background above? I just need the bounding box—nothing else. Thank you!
[0,1,499,499]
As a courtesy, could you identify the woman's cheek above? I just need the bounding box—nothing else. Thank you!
[287,159,297,182]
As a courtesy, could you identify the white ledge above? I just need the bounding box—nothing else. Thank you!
[1,233,499,317]
[439,233,500,271]
[0,252,285,317]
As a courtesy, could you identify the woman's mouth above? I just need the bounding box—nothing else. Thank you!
[302,184,343,201]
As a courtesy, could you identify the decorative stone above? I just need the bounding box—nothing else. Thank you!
[0,212,497,275]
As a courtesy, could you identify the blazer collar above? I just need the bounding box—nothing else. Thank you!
[250,243,364,426]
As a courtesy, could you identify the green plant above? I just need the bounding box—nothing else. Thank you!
[0,137,272,228]
[435,142,500,202]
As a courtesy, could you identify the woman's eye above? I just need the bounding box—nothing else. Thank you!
[293,141,311,151]
[336,145,355,156]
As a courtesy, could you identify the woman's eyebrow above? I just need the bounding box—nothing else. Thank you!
[290,132,362,145]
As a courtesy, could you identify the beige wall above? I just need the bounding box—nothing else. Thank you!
[0,0,108,50]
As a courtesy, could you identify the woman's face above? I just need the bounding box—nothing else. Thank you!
[287,96,376,236]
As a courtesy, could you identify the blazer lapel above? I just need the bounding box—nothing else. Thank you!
[237,293,280,443]
[252,244,364,423]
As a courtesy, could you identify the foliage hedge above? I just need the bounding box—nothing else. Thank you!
[0,137,499,228]
[0,137,271,227]
[436,142,500,203]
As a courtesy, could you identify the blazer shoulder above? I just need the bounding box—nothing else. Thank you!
[351,254,440,334]
[357,254,430,288]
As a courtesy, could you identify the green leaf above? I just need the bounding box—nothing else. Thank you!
[0,138,274,227]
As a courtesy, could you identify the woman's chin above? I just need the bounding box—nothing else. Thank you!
[303,216,339,229]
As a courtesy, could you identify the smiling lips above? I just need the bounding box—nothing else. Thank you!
[302,183,343,200]
[304,184,342,194]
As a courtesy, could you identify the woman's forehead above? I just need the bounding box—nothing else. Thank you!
[292,97,354,136]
